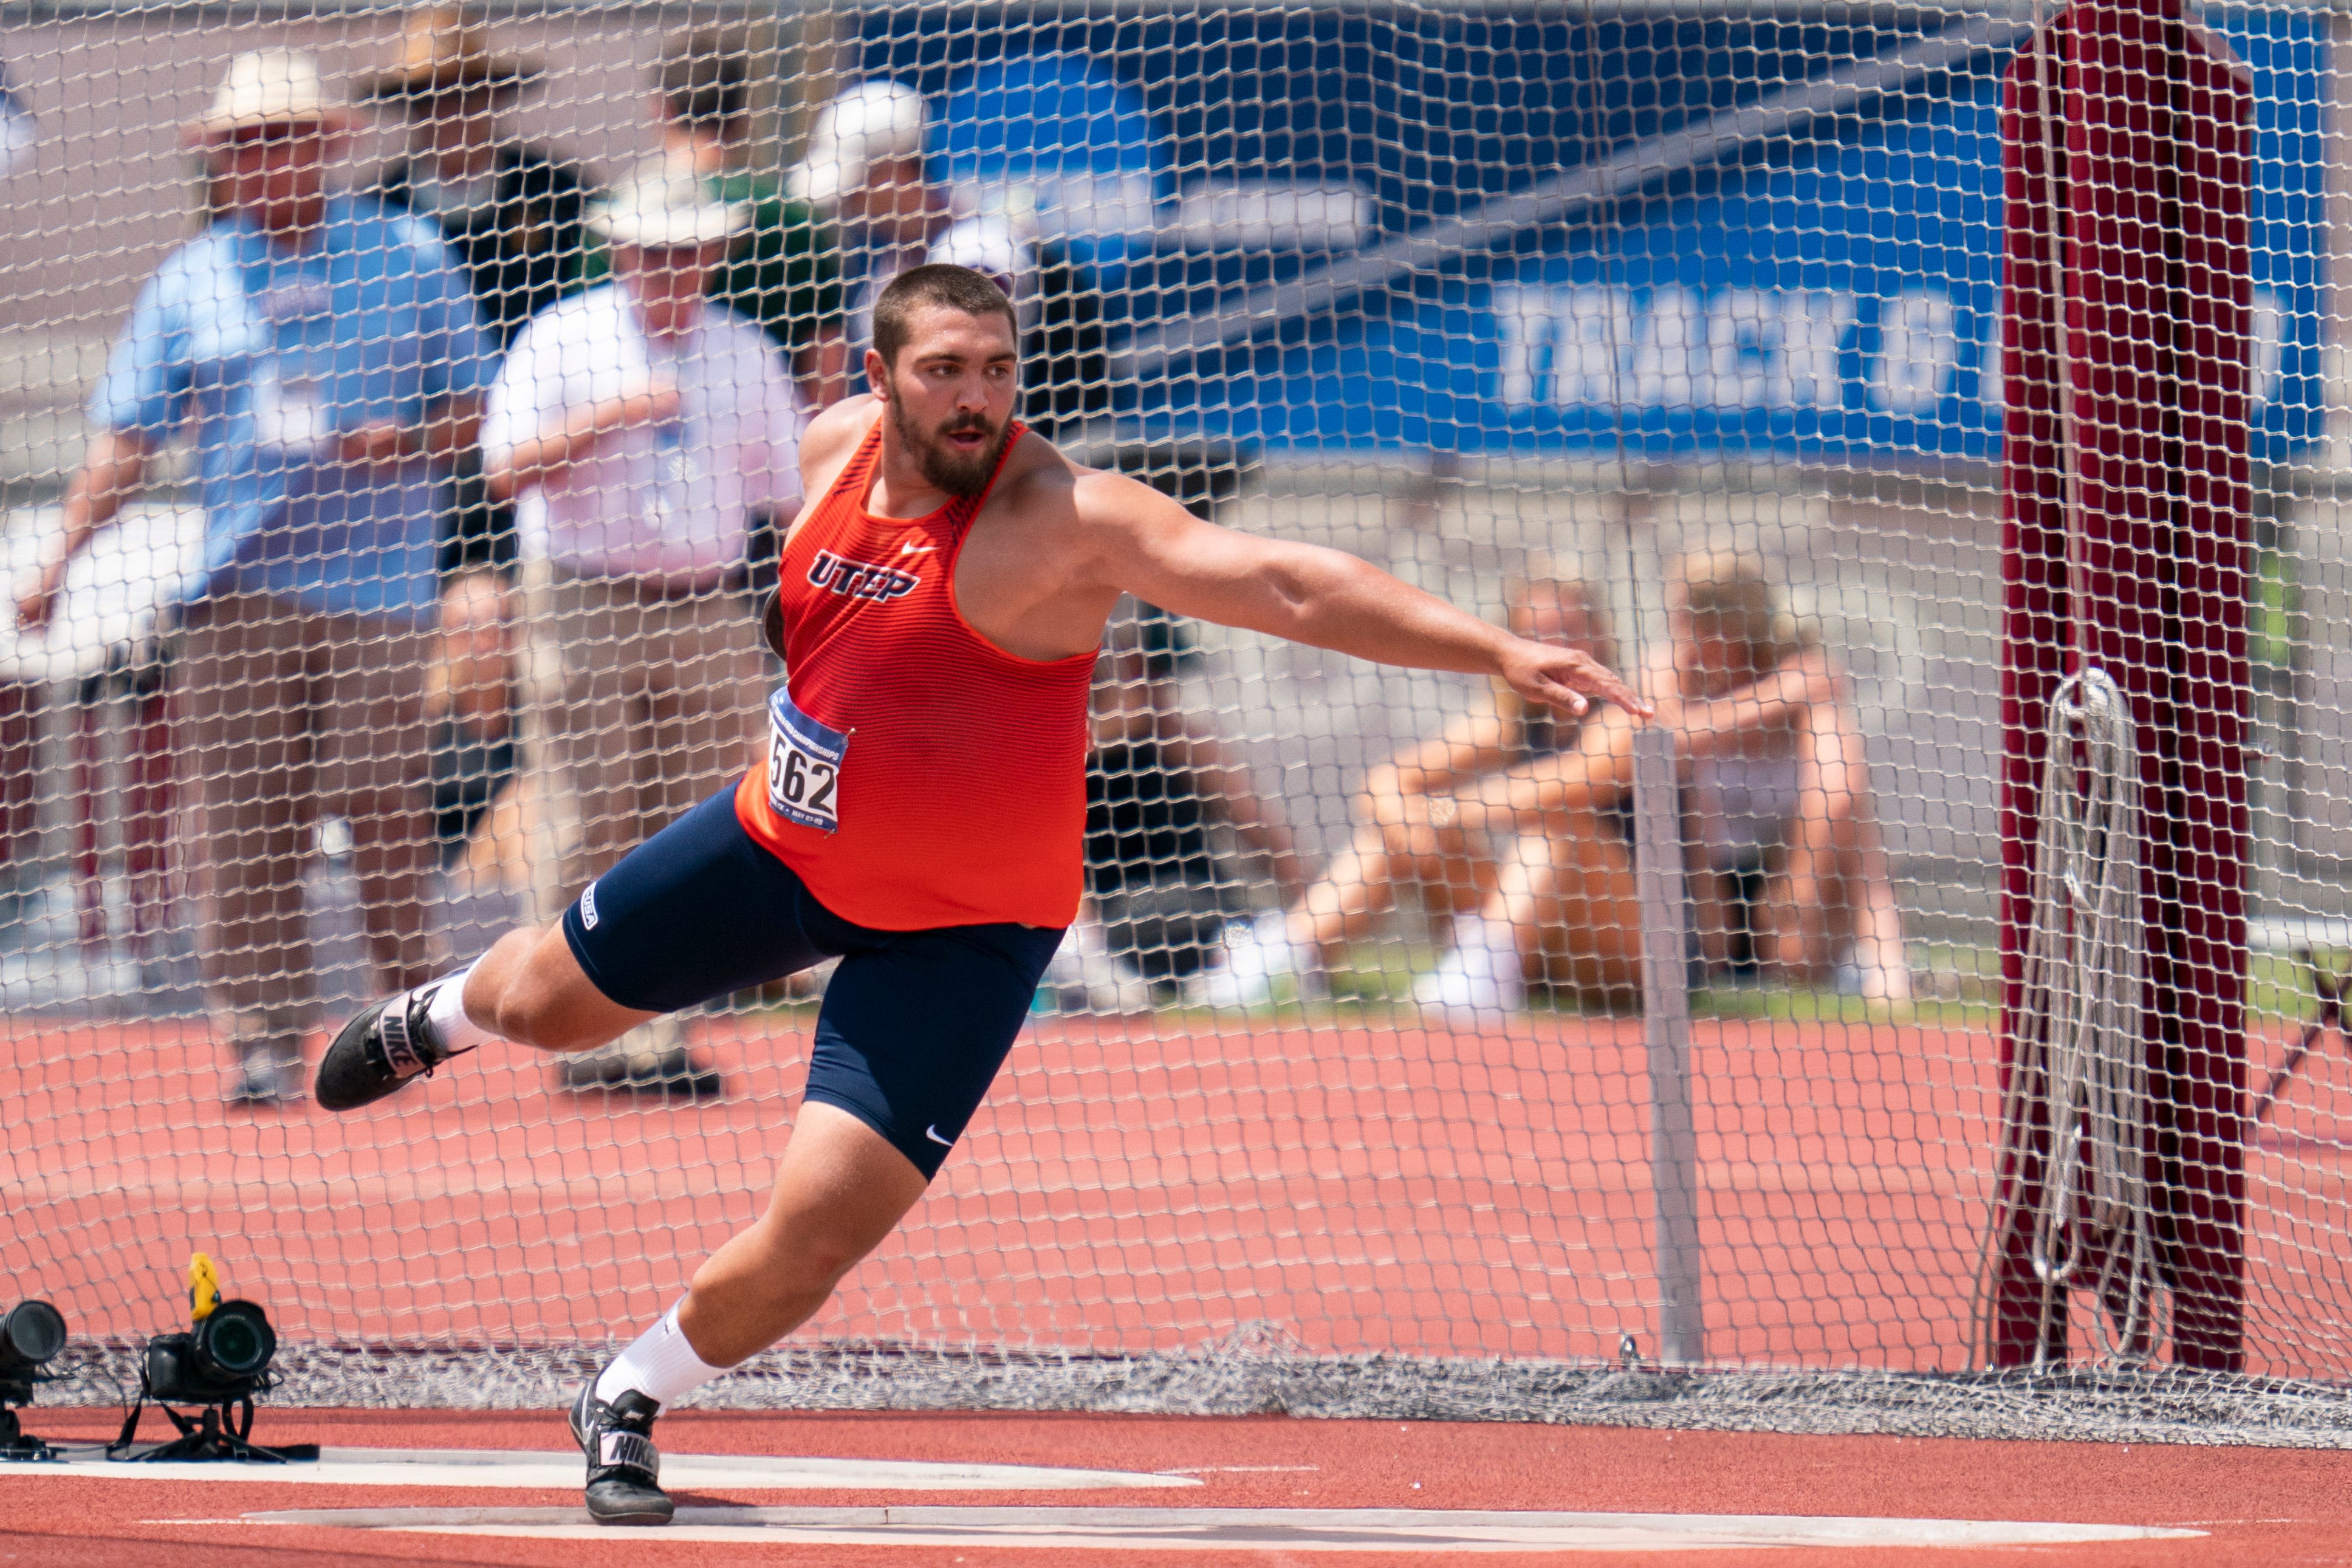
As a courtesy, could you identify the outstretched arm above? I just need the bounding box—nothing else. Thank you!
[1080,474,1651,722]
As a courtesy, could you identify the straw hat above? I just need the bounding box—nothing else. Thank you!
[360,7,540,102]
[183,50,355,146]
[588,175,749,250]
[786,80,929,206]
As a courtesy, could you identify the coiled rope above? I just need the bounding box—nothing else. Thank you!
[1977,666,2164,1364]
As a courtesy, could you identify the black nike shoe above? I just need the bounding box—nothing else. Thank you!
[569,1380,674,1526]
[315,985,471,1112]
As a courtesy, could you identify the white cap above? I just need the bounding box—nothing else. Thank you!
[185,49,354,146]
[588,174,748,250]
[786,79,928,207]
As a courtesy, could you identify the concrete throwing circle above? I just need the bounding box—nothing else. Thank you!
[36,1446,1196,1493]
[237,1504,2203,1553]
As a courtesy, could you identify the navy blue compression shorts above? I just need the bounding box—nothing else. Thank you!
[561,789,1065,1179]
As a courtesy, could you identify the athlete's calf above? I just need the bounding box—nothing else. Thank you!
[464,926,654,1057]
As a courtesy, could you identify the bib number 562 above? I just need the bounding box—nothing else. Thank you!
[766,688,849,834]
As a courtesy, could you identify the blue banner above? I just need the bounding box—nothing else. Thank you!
[1172,11,2327,460]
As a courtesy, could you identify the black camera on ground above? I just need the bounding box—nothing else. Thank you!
[112,1255,311,1463]
[0,1300,66,1405]
[142,1299,276,1406]
[0,1298,67,1460]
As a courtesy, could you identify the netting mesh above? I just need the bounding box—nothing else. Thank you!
[4,0,2351,1446]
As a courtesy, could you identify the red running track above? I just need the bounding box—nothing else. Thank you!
[1,1405,2349,1566]
[5,1010,2349,1374]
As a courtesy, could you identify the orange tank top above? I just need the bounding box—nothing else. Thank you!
[733,414,1096,930]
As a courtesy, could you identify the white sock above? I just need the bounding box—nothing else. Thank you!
[423,958,497,1053]
[595,1302,726,1408]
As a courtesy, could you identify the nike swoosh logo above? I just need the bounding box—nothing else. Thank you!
[900,541,934,555]
[924,1125,952,1146]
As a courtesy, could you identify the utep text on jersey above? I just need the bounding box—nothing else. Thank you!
[808,547,921,602]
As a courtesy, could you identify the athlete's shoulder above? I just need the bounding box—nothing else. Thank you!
[993,433,1170,530]
[1068,460,1192,535]
[802,395,880,474]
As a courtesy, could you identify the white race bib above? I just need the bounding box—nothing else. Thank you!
[766,687,849,833]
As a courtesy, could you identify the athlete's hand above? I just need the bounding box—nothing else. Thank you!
[1498,637,1654,724]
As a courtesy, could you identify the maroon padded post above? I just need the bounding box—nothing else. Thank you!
[1994,0,2255,1371]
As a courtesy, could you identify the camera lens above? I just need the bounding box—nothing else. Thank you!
[0,1301,65,1371]
[197,1302,274,1380]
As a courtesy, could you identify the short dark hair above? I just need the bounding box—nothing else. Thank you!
[657,28,753,129]
[872,264,1020,369]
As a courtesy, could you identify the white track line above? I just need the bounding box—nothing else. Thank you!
[25,1446,1194,1493]
[232,1504,2201,1552]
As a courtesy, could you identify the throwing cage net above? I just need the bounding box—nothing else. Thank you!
[9,0,2352,1448]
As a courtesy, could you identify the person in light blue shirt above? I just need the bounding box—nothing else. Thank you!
[15,49,493,1104]
[84,158,490,618]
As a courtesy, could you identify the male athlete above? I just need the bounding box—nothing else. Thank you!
[317,264,1650,1525]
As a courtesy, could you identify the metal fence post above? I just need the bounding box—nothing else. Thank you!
[1634,724,1704,1366]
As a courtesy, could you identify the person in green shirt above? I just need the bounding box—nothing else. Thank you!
[583,28,841,402]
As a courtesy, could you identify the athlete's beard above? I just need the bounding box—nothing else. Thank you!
[892,396,1010,499]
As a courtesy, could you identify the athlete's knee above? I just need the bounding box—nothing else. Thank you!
[754,1237,875,1311]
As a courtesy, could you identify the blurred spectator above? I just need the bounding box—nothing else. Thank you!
[362,6,589,578]
[1663,549,1910,998]
[577,29,839,405]
[425,565,516,857]
[789,80,1037,405]
[789,78,1110,433]
[363,9,586,351]
[1414,550,1911,1018]
[1192,573,1612,1010]
[481,175,803,1096]
[13,50,492,1102]
[1052,603,1301,1002]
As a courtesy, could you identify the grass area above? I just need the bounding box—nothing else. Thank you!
[2250,948,2345,1030]
[1684,985,1989,1029]
[735,945,2344,1036]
